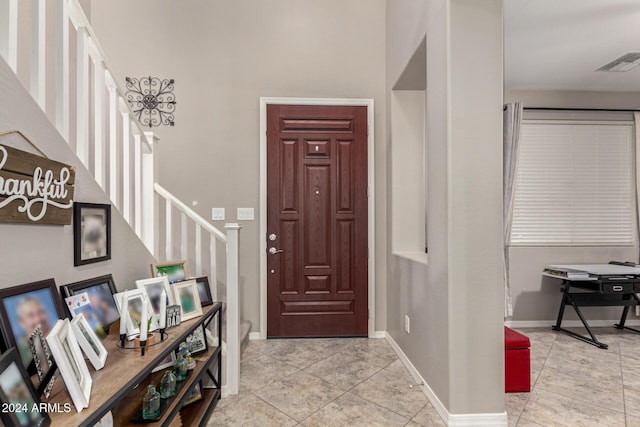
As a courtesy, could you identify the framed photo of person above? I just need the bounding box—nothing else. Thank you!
[192,276,213,307]
[73,202,111,266]
[136,277,174,323]
[27,326,56,398]
[46,319,92,412]
[171,280,202,322]
[151,260,187,284]
[0,279,64,376]
[61,274,120,333]
[113,290,158,339]
[71,313,108,370]
[0,348,51,427]
[184,324,208,355]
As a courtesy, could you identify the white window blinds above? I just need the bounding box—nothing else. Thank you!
[510,121,635,246]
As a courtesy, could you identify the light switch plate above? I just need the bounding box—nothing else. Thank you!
[237,207,254,221]
[212,208,225,221]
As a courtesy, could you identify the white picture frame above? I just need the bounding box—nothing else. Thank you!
[172,280,203,322]
[46,318,92,412]
[135,276,174,324]
[113,289,158,339]
[71,313,108,370]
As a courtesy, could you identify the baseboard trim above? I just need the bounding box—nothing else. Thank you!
[385,333,507,427]
[505,319,640,328]
[248,332,262,341]
[221,385,230,398]
[372,330,386,339]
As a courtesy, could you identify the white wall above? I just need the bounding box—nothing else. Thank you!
[505,89,640,322]
[0,56,155,296]
[386,0,504,417]
[89,0,387,331]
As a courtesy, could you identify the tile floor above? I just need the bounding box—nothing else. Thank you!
[206,337,445,426]
[207,327,640,426]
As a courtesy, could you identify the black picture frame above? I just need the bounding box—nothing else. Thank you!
[0,279,64,377]
[73,202,111,266]
[184,323,208,355]
[61,274,120,334]
[193,276,213,307]
[0,348,51,427]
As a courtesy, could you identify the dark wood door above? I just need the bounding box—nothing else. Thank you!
[266,104,368,337]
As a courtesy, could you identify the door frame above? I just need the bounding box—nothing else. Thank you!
[259,97,375,339]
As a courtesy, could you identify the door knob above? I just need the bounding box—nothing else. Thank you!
[269,247,284,255]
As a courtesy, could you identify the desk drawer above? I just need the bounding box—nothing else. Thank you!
[602,282,634,293]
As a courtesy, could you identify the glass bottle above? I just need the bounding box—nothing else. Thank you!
[173,353,188,382]
[160,370,177,399]
[142,385,161,420]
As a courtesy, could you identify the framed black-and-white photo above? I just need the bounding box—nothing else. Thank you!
[0,348,51,427]
[151,260,187,284]
[113,290,158,339]
[193,276,213,307]
[74,202,111,266]
[136,277,174,323]
[46,319,92,412]
[185,324,208,355]
[61,274,120,334]
[71,313,108,370]
[172,280,202,322]
[0,279,64,376]
[27,326,56,398]
[166,305,181,328]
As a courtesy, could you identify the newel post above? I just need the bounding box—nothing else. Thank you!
[142,132,159,256]
[224,223,241,395]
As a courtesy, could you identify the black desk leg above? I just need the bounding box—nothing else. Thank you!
[552,282,608,349]
[615,293,640,334]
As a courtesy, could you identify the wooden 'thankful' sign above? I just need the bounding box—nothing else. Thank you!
[0,144,75,225]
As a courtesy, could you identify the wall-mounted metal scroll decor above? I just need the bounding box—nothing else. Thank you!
[125,76,176,127]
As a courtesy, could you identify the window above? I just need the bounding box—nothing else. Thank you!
[510,120,635,246]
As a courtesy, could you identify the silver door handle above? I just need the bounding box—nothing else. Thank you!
[269,247,284,255]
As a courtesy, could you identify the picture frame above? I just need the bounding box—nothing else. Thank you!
[27,326,56,398]
[171,280,202,322]
[192,276,213,307]
[151,351,176,373]
[71,313,108,370]
[73,202,111,266]
[135,277,174,324]
[166,305,181,328]
[185,323,208,355]
[0,278,64,375]
[0,348,51,427]
[182,381,202,407]
[113,290,158,339]
[61,274,120,333]
[46,318,92,412]
[151,260,188,284]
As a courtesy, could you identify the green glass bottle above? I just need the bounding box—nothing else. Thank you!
[160,370,177,399]
[142,385,161,420]
[173,353,188,382]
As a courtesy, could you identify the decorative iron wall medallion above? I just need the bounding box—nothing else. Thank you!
[125,76,176,127]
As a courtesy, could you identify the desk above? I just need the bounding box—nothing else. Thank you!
[544,264,640,349]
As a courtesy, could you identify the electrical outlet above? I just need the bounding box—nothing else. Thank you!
[212,208,225,221]
[404,315,410,334]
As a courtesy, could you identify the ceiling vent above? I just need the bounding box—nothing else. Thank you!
[597,52,640,72]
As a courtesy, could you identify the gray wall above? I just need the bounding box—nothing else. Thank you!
[505,89,640,322]
[89,0,388,332]
[0,57,155,295]
[386,0,504,415]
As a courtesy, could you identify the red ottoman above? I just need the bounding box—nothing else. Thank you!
[504,326,530,393]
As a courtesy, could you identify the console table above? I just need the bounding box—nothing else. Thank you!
[46,303,222,427]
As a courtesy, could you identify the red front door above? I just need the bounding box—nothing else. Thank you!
[266,104,368,337]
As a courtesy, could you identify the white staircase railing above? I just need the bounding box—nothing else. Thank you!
[0,0,240,395]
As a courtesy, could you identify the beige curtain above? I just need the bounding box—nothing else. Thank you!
[503,102,523,318]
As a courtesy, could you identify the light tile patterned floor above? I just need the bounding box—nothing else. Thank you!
[208,328,640,426]
[206,338,444,426]
[508,327,640,427]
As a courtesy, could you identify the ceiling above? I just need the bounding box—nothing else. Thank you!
[504,0,640,92]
